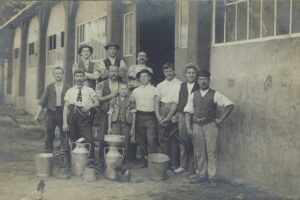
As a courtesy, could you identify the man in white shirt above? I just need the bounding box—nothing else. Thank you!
[185,69,234,186]
[155,62,181,170]
[132,69,158,168]
[63,69,99,160]
[97,42,127,82]
[127,51,153,90]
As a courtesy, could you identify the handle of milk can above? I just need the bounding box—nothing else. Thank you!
[104,147,109,157]
[71,142,76,150]
[85,143,91,157]
[119,148,125,159]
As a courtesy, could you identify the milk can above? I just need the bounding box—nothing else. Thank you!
[71,139,91,176]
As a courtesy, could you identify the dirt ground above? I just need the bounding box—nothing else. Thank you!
[0,116,285,200]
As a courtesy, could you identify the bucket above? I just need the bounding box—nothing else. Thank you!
[35,153,53,177]
[147,153,170,180]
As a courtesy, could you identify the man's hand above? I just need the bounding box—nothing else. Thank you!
[214,118,222,127]
[63,123,69,132]
[156,115,164,124]
[171,115,178,123]
[34,115,40,124]
[82,104,91,112]
[130,127,135,137]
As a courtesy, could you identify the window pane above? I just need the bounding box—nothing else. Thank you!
[262,0,275,37]
[225,4,236,42]
[53,34,56,50]
[276,0,290,35]
[249,0,261,39]
[292,0,300,33]
[237,1,247,41]
[215,0,225,43]
[49,36,52,50]
[61,32,64,48]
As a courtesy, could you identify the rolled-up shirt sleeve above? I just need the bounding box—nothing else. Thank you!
[64,90,71,102]
[120,60,127,70]
[214,91,234,107]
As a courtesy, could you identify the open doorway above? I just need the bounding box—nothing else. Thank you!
[137,0,175,85]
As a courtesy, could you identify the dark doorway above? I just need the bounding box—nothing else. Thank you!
[137,0,175,85]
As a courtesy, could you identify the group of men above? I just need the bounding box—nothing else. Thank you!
[34,41,234,186]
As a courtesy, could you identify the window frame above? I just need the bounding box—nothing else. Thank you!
[178,0,189,49]
[123,11,135,57]
[213,0,300,47]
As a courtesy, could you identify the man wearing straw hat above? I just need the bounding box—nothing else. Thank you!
[73,44,100,90]
[97,42,127,82]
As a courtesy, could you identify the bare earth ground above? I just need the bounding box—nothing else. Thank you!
[0,116,286,200]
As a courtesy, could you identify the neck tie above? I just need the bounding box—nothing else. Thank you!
[77,88,82,102]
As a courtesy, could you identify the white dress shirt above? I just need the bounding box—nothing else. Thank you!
[183,82,195,112]
[132,84,156,112]
[98,57,127,71]
[64,85,96,107]
[156,78,182,103]
[55,83,63,106]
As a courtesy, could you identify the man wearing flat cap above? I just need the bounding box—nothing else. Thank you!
[131,68,158,168]
[97,42,127,82]
[185,69,234,186]
[73,44,100,90]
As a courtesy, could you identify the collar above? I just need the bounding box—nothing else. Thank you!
[109,57,116,63]
[140,83,150,88]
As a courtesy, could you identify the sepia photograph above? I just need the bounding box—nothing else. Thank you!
[0,0,298,199]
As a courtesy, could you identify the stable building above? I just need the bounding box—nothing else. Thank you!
[0,0,300,198]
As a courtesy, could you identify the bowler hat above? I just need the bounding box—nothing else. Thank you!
[198,69,211,78]
[136,68,153,79]
[104,42,120,50]
[77,44,93,55]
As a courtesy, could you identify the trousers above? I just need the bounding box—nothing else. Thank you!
[192,122,219,178]
[178,112,194,171]
[136,111,158,159]
[158,103,180,168]
[45,107,65,153]
[67,106,95,158]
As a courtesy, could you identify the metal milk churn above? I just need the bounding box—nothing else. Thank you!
[71,138,91,176]
[104,135,125,180]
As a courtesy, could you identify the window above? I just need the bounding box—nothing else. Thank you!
[61,31,64,48]
[179,0,189,48]
[47,33,63,66]
[123,12,135,56]
[48,34,56,50]
[14,48,19,59]
[213,0,300,45]
[28,42,34,55]
[76,16,107,61]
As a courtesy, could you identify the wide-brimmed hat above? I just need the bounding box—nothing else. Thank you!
[104,42,120,50]
[136,68,153,79]
[77,44,93,55]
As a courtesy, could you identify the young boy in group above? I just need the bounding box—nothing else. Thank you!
[107,83,136,157]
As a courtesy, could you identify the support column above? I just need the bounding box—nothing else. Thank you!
[5,27,15,96]
[18,22,29,96]
[63,1,79,86]
[37,4,51,98]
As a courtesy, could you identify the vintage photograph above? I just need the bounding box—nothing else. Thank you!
[0,0,298,199]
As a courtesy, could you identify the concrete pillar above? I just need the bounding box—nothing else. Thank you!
[18,22,29,96]
[5,28,15,95]
[37,4,51,98]
[63,1,79,86]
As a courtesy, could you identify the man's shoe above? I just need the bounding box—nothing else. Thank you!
[174,167,187,174]
[187,174,199,179]
[190,176,207,184]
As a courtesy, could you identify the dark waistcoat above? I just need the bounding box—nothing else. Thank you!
[99,79,111,112]
[78,60,96,89]
[177,82,200,112]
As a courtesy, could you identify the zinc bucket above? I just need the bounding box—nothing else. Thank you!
[35,153,53,177]
[147,153,170,180]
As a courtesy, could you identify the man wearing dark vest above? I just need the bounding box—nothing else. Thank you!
[73,44,100,90]
[174,63,200,175]
[95,65,120,157]
[185,69,234,186]
[34,67,70,153]
[98,42,127,82]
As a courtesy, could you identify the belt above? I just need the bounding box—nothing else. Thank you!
[136,111,155,115]
[69,105,91,117]
[192,115,215,126]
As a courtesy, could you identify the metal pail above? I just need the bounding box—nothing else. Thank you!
[147,153,170,180]
[35,153,53,177]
